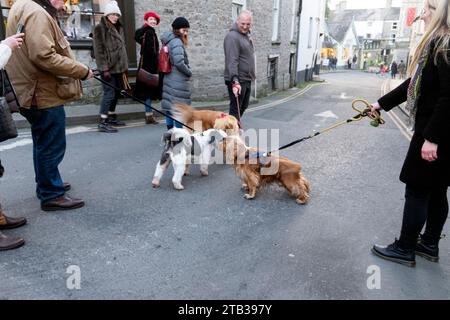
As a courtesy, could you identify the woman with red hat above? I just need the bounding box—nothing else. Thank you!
[134,11,162,124]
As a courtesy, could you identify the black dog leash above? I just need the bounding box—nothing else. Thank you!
[248,99,385,159]
[93,73,196,132]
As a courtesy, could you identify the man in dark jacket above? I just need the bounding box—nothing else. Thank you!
[223,10,255,122]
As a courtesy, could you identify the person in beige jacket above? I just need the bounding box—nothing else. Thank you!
[6,0,93,211]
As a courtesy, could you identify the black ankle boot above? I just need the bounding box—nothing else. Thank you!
[107,114,126,126]
[372,239,416,267]
[416,235,439,262]
[98,118,118,133]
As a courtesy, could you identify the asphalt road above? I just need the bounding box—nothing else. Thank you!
[0,71,449,299]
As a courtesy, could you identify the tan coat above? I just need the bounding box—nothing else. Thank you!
[5,0,89,109]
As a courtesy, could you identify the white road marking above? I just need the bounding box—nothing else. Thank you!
[0,139,33,151]
[314,111,339,119]
[387,110,413,141]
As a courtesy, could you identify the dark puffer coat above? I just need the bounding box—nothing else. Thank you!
[378,41,450,187]
[134,24,162,101]
[160,31,192,112]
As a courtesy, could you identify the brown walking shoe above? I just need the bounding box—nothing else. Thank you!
[0,232,25,251]
[145,115,158,124]
[41,195,85,212]
[0,211,27,230]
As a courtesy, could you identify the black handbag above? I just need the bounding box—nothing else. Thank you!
[0,69,18,143]
[136,31,159,88]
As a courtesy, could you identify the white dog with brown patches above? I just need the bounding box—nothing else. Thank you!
[152,128,227,190]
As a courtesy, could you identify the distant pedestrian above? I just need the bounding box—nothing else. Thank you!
[390,60,398,79]
[224,10,256,122]
[160,17,192,130]
[93,0,129,133]
[398,60,407,79]
[6,0,93,211]
[134,11,162,125]
[352,54,358,69]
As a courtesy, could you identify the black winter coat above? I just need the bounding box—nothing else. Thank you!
[134,25,162,101]
[378,42,450,187]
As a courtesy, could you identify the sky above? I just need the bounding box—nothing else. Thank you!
[328,0,403,9]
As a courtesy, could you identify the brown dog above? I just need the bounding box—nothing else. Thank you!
[173,103,240,135]
[221,136,310,204]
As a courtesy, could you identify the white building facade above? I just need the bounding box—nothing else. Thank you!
[296,0,326,83]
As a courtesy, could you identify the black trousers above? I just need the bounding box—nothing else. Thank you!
[226,80,251,120]
[399,184,449,249]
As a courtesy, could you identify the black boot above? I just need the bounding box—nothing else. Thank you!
[98,118,118,133]
[416,235,439,262]
[372,239,416,267]
[107,114,126,126]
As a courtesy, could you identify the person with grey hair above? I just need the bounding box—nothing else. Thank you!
[223,10,255,124]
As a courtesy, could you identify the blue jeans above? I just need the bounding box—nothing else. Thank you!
[19,106,66,204]
[165,111,183,129]
[145,99,153,113]
[100,74,123,116]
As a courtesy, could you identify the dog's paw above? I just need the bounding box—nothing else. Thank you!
[173,183,185,190]
[241,184,249,191]
[200,170,209,176]
[296,198,308,205]
[244,193,255,200]
[184,171,190,176]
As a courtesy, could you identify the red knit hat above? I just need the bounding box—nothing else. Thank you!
[144,12,160,25]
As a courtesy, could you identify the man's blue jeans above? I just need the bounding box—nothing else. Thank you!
[20,106,66,204]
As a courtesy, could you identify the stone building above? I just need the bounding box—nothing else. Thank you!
[1,0,325,103]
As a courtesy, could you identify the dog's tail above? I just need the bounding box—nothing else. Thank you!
[172,103,195,125]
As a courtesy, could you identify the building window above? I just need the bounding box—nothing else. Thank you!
[391,33,396,44]
[0,0,137,68]
[366,33,372,39]
[272,0,280,42]
[290,0,297,42]
[392,22,398,30]
[58,0,110,41]
[307,17,313,48]
[232,0,246,21]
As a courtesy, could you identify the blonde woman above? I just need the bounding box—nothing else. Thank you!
[370,0,450,267]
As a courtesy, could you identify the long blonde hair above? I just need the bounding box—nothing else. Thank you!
[408,0,450,76]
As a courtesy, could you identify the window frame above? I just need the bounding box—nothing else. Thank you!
[271,0,281,43]
[1,0,136,68]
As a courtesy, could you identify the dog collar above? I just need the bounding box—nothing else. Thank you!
[246,151,269,160]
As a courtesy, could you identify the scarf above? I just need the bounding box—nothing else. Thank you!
[405,46,430,128]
